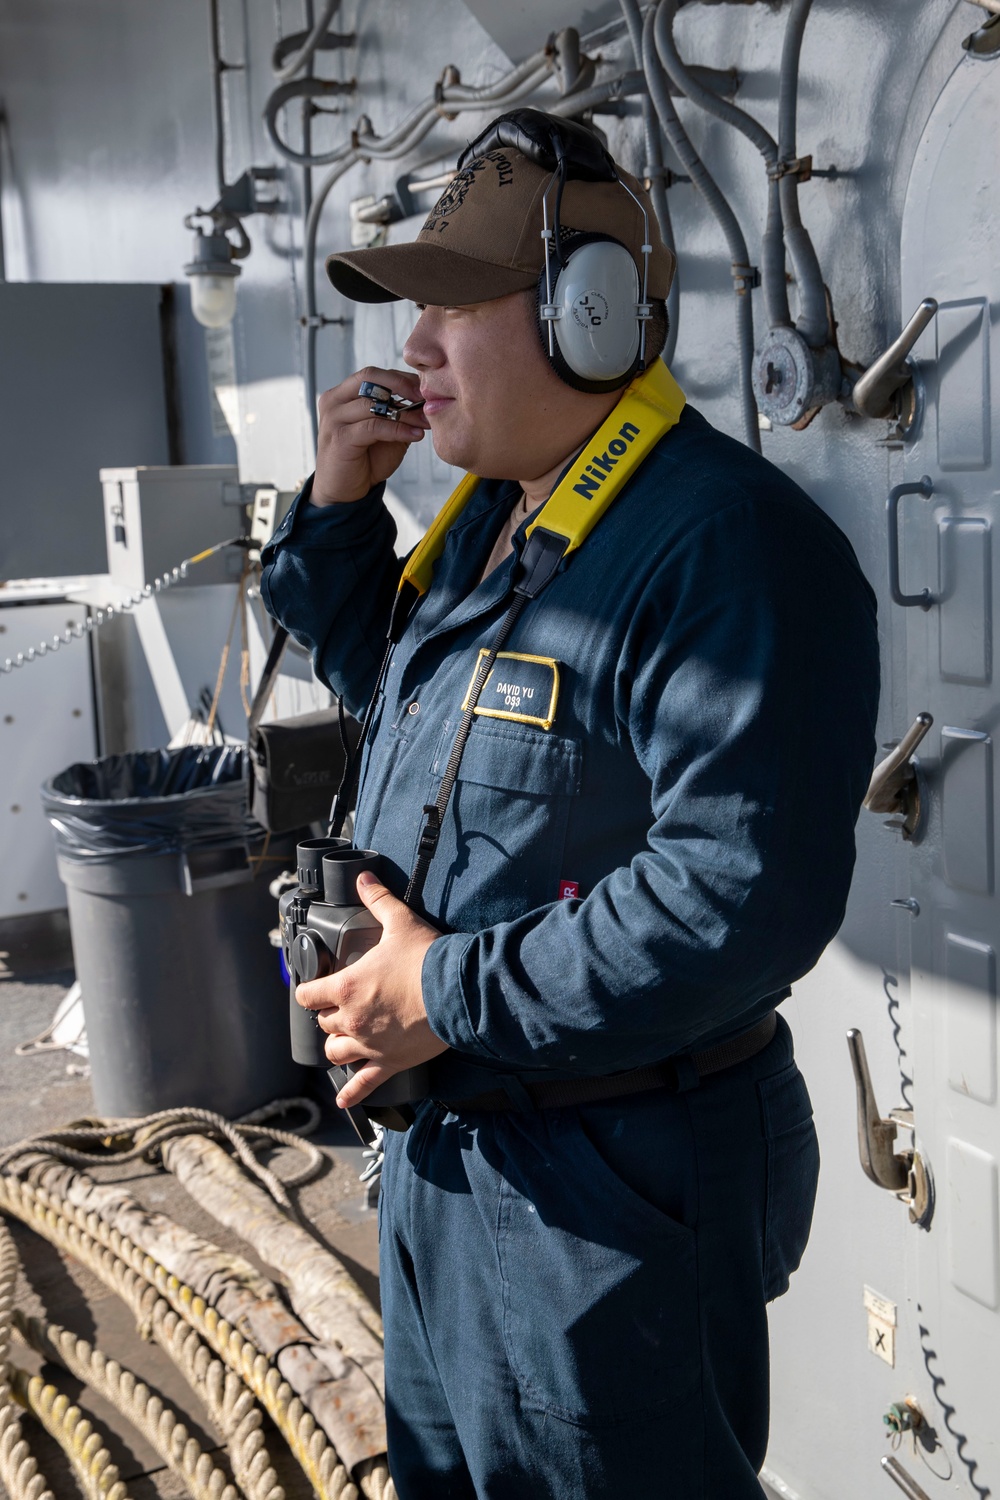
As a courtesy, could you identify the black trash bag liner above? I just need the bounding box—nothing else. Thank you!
[42,746,265,863]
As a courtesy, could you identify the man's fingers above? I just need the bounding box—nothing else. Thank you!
[355,870,411,930]
[324,1032,370,1067]
[332,1060,395,1109]
[295,975,341,1011]
[331,401,425,443]
[364,417,425,443]
[353,365,422,399]
[325,366,422,412]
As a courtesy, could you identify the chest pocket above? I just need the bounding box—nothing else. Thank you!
[426,720,582,924]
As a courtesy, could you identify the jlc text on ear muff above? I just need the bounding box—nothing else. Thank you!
[457,109,655,395]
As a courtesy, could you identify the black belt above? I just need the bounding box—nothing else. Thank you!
[434,1010,778,1114]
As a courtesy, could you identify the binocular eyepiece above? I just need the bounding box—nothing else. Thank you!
[294,837,382,905]
[278,838,428,1143]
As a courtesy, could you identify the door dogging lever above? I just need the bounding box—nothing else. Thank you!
[852,296,938,435]
[863,712,933,839]
[846,1029,933,1226]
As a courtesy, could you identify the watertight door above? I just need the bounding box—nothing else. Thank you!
[897,46,1000,1494]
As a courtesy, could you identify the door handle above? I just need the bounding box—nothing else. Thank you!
[887,476,935,609]
[863,711,933,838]
[847,1029,909,1192]
[854,297,938,430]
[846,1030,933,1226]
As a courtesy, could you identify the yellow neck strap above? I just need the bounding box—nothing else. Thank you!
[397,359,686,601]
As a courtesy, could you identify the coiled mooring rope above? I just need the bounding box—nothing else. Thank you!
[0,1220,56,1500]
[2,1199,282,1500]
[7,1365,128,1500]
[0,1172,363,1500]
[13,1309,240,1500]
[27,1148,386,1478]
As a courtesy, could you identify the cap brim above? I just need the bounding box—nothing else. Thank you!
[326,241,538,305]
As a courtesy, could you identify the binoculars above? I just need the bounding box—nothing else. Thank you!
[278,838,429,1143]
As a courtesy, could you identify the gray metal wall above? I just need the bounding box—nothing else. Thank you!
[2,2,996,1495]
[0,283,170,578]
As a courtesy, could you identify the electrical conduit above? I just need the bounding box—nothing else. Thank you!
[618,0,679,364]
[642,2,760,451]
[654,0,790,330]
[777,0,829,347]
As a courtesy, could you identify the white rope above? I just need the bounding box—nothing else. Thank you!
[0,1221,56,1500]
[0,1173,360,1500]
[7,1365,129,1500]
[0,1098,324,1215]
[14,1309,240,1500]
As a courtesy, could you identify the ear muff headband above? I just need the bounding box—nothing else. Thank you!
[531,122,652,391]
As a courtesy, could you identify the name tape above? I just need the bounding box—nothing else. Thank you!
[462,650,560,731]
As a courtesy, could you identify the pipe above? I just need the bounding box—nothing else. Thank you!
[274,0,339,83]
[777,0,829,347]
[270,51,551,169]
[658,0,774,159]
[549,65,735,116]
[441,51,552,101]
[618,0,679,364]
[299,0,316,433]
[549,69,645,115]
[655,0,789,329]
[265,77,357,165]
[208,0,227,198]
[644,3,760,451]
[360,59,554,156]
[301,0,316,224]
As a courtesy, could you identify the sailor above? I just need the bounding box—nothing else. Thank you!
[261,109,879,1498]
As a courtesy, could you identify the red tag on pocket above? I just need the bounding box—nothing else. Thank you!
[558,880,579,900]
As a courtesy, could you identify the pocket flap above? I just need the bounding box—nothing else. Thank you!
[430,722,582,797]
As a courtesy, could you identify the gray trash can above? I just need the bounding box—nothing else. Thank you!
[42,746,303,1118]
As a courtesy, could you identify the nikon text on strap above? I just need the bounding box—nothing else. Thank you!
[390,359,686,643]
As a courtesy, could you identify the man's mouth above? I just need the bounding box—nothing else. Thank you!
[420,390,454,417]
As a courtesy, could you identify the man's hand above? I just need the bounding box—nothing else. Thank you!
[294,870,448,1109]
[313,365,430,507]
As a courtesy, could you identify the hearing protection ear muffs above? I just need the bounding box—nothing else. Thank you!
[459,108,653,394]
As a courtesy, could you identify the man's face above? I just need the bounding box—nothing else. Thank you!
[402,290,615,481]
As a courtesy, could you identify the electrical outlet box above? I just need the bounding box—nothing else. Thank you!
[100,465,244,591]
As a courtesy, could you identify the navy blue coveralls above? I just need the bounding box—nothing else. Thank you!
[261,402,880,1498]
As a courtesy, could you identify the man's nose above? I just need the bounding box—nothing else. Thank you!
[403,307,443,371]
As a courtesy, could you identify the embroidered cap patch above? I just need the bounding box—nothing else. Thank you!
[462,650,560,731]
